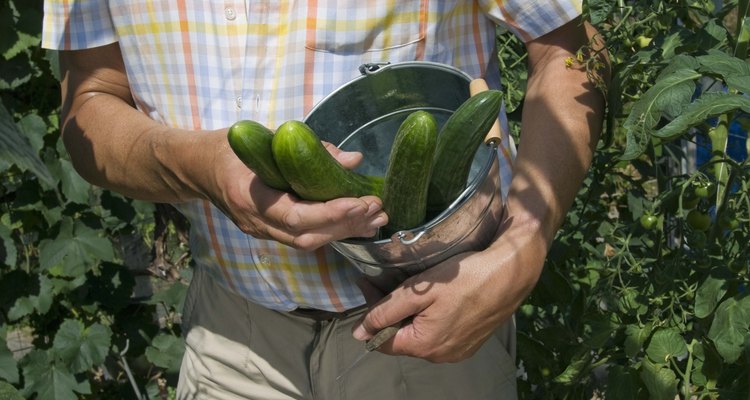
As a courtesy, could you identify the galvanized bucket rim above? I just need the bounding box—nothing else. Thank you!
[303,61,498,246]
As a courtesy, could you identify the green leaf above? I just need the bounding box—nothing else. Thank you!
[605,365,642,400]
[16,113,46,154]
[21,350,91,400]
[145,334,184,373]
[7,297,34,321]
[0,224,17,267]
[621,69,701,160]
[707,296,750,363]
[38,219,115,277]
[697,50,750,94]
[553,350,592,385]
[0,381,24,400]
[47,159,91,205]
[653,93,750,140]
[583,0,614,25]
[639,359,678,400]
[695,275,728,319]
[146,281,188,311]
[0,102,54,186]
[624,323,652,358]
[0,335,19,384]
[646,328,688,364]
[52,320,112,374]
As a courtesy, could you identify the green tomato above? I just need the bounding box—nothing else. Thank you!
[693,181,715,199]
[682,192,700,209]
[640,214,659,230]
[686,209,711,231]
[718,213,740,230]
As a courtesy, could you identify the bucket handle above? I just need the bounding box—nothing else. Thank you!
[358,62,391,75]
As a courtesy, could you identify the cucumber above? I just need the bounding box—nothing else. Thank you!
[227,120,291,191]
[426,90,503,215]
[382,110,438,236]
[272,120,384,201]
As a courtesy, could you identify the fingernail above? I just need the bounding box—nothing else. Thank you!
[369,213,387,228]
[366,201,382,216]
[339,152,359,164]
[352,322,368,341]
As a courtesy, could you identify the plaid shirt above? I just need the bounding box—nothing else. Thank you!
[43,0,581,312]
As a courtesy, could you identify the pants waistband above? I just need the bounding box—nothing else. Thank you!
[287,304,367,322]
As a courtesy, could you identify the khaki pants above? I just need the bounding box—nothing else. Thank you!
[177,266,518,400]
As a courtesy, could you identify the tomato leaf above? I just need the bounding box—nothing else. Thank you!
[695,275,728,319]
[697,50,750,94]
[646,328,688,364]
[707,296,750,363]
[621,69,701,160]
[653,92,750,140]
[624,323,652,358]
[639,359,678,400]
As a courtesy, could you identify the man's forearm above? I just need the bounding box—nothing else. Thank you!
[59,43,225,204]
[502,20,605,246]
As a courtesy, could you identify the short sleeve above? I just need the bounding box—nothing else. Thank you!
[42,0,118,50]
[481,0,582,42]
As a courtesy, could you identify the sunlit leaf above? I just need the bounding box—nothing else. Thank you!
[697,50,750,94]
[621,69,701,159]
[653,92,750,140]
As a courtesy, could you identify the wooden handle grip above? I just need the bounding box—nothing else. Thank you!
[469,78,503,146]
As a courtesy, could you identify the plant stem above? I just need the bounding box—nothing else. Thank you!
[709,115,730,204]
[734,0,750,59]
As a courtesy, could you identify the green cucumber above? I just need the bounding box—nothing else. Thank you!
[426,90,503,214]
[227,120,291,191]
[272,120,383,201]
[382,110,438,236]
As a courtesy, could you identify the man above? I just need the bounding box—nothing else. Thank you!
[43,1,605,399]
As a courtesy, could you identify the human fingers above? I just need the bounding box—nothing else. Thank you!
[322,141,363,170]
[251,192,388,251]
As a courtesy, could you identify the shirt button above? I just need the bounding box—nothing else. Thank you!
[224,7,237,20]
[235,96,242,109]
[259,255,271,266]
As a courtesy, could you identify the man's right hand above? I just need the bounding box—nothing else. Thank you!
[202,135,387,250]
[59,43,387,251]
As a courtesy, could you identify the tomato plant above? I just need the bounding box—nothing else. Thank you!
[513,0,750,399]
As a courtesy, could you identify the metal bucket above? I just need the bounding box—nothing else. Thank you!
[304,61,505,292]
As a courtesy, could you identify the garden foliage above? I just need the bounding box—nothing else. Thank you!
[1,0,749,399]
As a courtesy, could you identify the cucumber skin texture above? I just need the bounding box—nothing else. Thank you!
[227,120,292,191]
[426,90,503,214]
[272,120,383,201]
[382,110,438,235]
